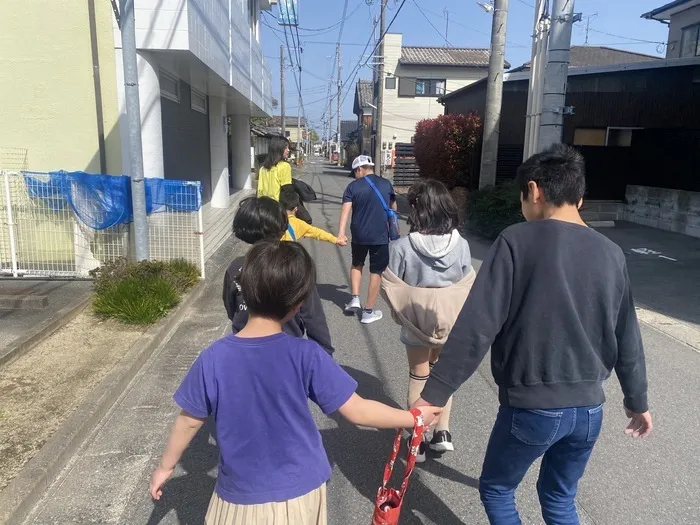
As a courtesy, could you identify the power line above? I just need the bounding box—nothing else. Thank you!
[585,27,666,45]
[411,0,451,46]
[360,0,408,69]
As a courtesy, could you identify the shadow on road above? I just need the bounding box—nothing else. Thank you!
[147,421,217,525]
[316,282,352,311]
[322,367,476,525]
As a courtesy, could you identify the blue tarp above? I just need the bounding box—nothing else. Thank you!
[22,171,202,231]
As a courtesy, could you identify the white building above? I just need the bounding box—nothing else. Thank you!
[366,33,503,167]
[113,0,275,212]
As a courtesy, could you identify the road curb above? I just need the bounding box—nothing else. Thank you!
[0,278,209,525]
[0,293,91,368]
[636,305,700,353]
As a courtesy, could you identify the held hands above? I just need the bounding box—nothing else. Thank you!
[416,405,443,427]
[150,464,174,500]
[336,236,348,247]
[624,407,653,438]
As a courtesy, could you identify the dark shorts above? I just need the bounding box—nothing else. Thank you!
[351,243,390,274]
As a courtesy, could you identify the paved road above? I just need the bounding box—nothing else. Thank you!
[24,161,700,525]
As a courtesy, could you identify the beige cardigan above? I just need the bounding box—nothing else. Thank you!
[381,267,476,348]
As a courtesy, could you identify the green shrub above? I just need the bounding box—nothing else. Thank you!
[90,258,200,325]
[465,182,525,240]
[93,276,180,325]
[164,259,201,292]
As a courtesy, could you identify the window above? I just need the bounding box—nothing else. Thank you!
[680,23,700,58]
[606,127,642,147]
[573,128,606,146]
[191,88,208,114]
[399,78,446,97]
[385,77,396,90]
[285,130,291,138]
[160,70,180,102]
[415,79,446,97]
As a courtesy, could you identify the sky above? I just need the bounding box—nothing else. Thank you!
[260,0,670,136]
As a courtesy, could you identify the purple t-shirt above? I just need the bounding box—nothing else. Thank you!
[174,332,357,505]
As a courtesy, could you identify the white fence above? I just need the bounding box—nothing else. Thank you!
[0,170,204,279]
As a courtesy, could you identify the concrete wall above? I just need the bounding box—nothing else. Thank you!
[380,34,487,145]
[666,4,700,58]
[161,80,211,202]
[0,0,121,173]
[625,185,700,238]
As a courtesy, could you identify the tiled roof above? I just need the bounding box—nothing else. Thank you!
[357,80,373,108]
[267,116,307,127]
[340,120,358,142]
[512,46,660,72]
[400,46,510,68]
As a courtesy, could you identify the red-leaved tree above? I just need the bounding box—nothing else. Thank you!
[413,113,482,189]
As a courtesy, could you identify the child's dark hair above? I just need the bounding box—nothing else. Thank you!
[279,186,300,211]
[240,241,316,320]
[407,179,459,235]
[516,144,586,206]
[232,197,287,244]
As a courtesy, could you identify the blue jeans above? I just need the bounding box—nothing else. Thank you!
[479,405,604,525]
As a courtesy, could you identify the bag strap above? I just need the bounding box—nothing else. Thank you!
[379,409,425,496]
[286,224,297,242]
[364,177,390,213]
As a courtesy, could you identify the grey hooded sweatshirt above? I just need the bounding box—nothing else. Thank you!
[387,230,472,288]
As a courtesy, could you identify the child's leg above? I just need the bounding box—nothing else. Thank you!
[406,345,431,407]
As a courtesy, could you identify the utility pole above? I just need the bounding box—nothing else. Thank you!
[119,0,149,260]
[444,8,450,42]
[539,0,576,151]
[523,0,549,161]
[328,87,333,161]
[297,96,301,165]
[374,0,387,176]
[336,43,342,167]
[479,0,509,189]
[280,45,286,138]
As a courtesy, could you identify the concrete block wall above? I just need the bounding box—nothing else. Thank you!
[625,185,700,238]
[580,201,626,223]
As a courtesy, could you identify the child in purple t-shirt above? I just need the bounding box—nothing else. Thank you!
[150,241,442,525]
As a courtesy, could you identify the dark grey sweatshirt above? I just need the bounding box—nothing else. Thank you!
[421,220,649,413]
[222,257,335,356]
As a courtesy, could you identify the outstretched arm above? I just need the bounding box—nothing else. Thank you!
[338,202,352,242]
[338,393,441,429]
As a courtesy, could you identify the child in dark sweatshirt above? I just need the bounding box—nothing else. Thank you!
[416,144,652,525]
[222,196,334,355]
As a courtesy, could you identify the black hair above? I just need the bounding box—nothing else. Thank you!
[240,241,316,320]
[262,136,290,170]
[407,179,459,235]
[516,144,586,206]
[232,196,288,244]
[278,186,300,211]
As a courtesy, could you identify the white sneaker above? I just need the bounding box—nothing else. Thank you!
[360,309,383,324]
[344,296,361,312]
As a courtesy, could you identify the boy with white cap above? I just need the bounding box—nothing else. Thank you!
[338,155,397,324]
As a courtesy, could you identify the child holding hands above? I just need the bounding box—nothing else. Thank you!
[151,240,440,525]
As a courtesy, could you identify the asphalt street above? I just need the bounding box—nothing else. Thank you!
[22,161,700,525]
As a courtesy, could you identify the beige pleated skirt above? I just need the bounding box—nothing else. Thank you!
[204,484,327,525]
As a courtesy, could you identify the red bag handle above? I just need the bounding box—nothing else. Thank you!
[379,408,425,499]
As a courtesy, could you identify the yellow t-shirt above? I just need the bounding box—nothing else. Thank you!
[257,162,292,201]
[281,215,338,244]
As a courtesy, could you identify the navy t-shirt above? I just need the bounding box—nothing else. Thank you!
[174,333,357,505]
[342,174,396,245]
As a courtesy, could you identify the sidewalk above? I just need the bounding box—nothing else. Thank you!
[22,161,700,525]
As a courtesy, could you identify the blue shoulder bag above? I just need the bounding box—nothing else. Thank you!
[364,177,400,241]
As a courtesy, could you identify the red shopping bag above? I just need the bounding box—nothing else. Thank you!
[371,408,425,525]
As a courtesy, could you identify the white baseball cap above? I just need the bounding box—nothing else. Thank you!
[352,155,375,170]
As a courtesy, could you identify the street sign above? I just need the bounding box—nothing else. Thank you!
[278,0,299,26]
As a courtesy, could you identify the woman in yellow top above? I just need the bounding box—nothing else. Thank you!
[257,136,292,201]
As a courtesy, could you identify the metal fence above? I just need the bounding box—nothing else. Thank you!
[0,170,204,279]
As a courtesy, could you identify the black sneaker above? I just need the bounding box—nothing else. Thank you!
[429,430,454,452]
